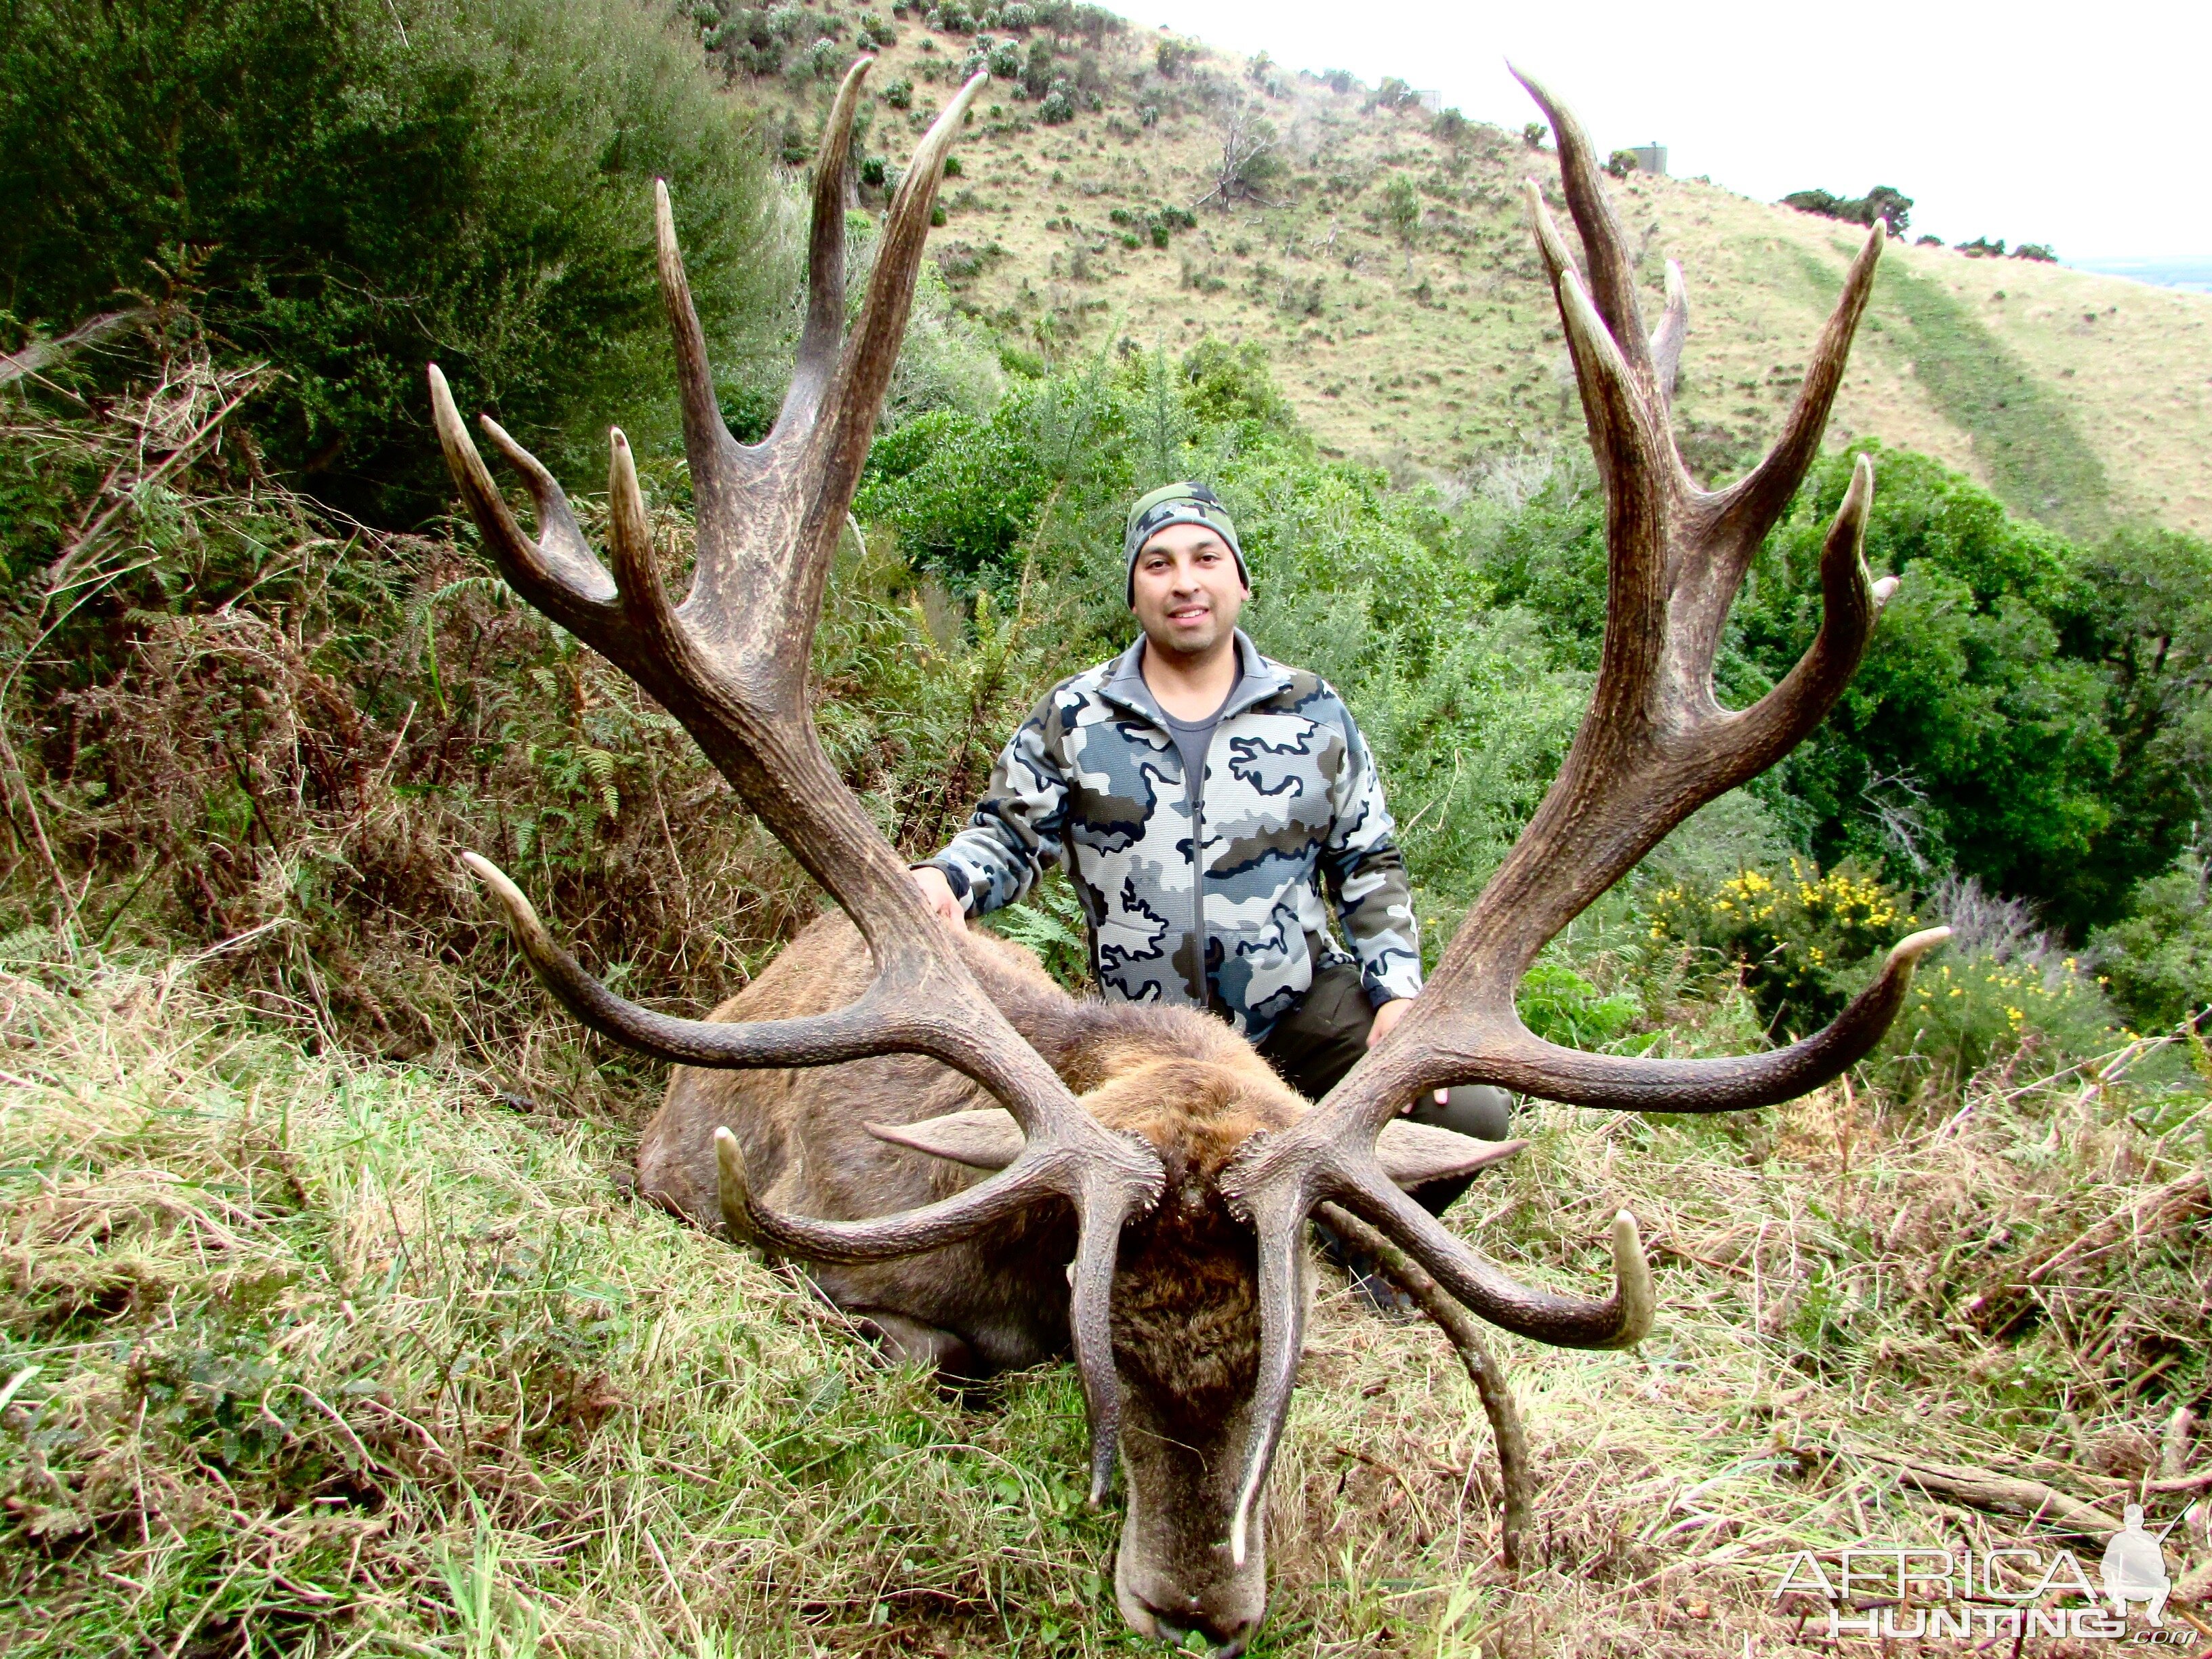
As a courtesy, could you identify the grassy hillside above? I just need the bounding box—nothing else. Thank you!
[709,1,2212,535]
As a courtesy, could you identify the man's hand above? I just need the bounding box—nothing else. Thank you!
[1368,996,1447,1110]
[911,865,964,926]
[1368,996,1415,1048]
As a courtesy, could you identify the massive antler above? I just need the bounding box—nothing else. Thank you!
[1214,73,1950,1561]
[428,64,1162,1502]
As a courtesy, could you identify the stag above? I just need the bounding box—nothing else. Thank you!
[428,61,1947,1656]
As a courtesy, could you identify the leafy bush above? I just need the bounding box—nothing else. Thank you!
[1881,947,2116,1099]
[2091,857,2212,1031]
[1731,443,2179,933]
[1515,960,1641,1050]
[1385,175,1422,241]
[855,405,1054,581]
[1605,149,1639,179]
[1780,185,1912,236]
[882,75,914,107]
[1038,85,1074,123]
[0,0,789,525]
[1646,861,1920,1036]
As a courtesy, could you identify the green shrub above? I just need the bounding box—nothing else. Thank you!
[1734,444,2131,930]
[1647,861,1920,1036]
[1780,184,1912,236]
[0,0,790,525]
[2090,857,2212,1031]
[855,405,1052,581]
[1515,960,1642,1050]
[1881,947,2116,1099]
[1385,175,1421,241]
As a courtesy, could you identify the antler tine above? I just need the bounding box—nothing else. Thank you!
[808,75,989,527]
[716,1120,1146,1506]
[427,366,620,635]
[1315,1204,1532,1568]
[1224,1188,1308,1569]
[1223,1150,1650,1564]
[651,182,743,517]
[1528,186,1671,626]
[1715,451,1881,767]
[779,58,872,440]
[1511,65,1653,386]
[1713,220,1884,548]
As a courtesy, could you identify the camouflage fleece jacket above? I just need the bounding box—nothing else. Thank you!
[924,632,1422,1041]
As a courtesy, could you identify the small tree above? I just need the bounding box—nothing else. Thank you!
[1522,120,1547,148]
[1605,148,1639,179]
[1195,95,1280,209]
[1371,76,1417,112]
[1385,173,1420,242]
[1860,185,1912,236]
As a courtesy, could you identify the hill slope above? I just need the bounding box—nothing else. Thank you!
[708,1,2212,535]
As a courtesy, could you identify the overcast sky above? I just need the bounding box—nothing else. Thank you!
[1126,0,2208,262]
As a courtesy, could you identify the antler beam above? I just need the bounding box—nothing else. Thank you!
[429,63,1162,1505]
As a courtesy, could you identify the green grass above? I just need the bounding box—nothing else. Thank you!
[3,941,2205,1655]
[1835,253,2115,535]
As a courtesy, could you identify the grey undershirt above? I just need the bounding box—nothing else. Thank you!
[1160,699,1227,802]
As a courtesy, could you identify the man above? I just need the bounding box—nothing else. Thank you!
[911,482,1509,1298]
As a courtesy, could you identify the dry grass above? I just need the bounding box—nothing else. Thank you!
[1,936,2205,1656]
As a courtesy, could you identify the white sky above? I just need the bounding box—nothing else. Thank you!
[1124,0,2209,262]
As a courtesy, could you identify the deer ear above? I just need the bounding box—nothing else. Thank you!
[1375,1123,1527,1189]
[866,1107,1026,1169]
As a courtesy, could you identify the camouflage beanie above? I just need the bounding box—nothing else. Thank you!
[1123,481,1247,606]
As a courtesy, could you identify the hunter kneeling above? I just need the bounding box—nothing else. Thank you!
[910,482,1513,1312]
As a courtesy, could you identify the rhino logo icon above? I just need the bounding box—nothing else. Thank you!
[2102,1504,2170,1626]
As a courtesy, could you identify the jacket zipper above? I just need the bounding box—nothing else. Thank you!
[1190,731,1210,1010]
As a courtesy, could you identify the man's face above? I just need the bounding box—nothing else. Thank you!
[1131,521,1246,661]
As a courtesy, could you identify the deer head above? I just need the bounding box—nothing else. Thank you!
[427,60,1946,1650]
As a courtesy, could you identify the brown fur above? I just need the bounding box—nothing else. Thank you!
[635,909,1310,1651]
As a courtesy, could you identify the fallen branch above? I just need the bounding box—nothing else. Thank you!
[1317,1202,1530,1568]
[1796,1442,2121,1537]
[0,306,149,388]
[1960,1168,2209,1330]
[2024,1170,2209,1285]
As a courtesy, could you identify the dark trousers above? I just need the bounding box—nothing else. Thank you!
[1254,964,1512,1215]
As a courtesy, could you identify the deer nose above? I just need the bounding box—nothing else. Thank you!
[1137,1597,1254,1657]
